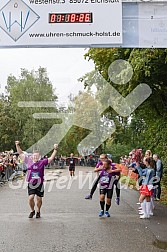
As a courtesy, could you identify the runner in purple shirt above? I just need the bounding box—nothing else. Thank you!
[97,159,121,204]
[85,154,121,201]
[94,159,116,217]
[15,141,58,219]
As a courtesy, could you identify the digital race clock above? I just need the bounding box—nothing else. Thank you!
[49,13,93,23]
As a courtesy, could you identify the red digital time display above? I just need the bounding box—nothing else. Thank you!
[49,13,93,23]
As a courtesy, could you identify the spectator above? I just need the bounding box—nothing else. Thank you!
[153,154,163,200]
[136,157,155,219]
[0,156,6,182]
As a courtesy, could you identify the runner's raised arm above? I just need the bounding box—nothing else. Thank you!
[48,144,58,164]
[15,141,25,162]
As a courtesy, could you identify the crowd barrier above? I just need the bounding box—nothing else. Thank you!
[0,163,138,186]
[0,165,24,185]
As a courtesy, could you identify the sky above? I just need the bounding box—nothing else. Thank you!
[0,48,94,106]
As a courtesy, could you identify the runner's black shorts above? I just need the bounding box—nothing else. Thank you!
[28,183,44,197]
[69,166,75,171]
[100,188,113,199]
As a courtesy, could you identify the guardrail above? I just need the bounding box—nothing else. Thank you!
[0,165,23,186]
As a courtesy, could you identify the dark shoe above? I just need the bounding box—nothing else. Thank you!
[105,211,110,217]
[36,212,41,218]
[85,195,92,200]
[115,197,120,205]
[29,210,35,218]
[99,210,104,217]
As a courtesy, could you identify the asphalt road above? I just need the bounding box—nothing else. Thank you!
[0,166,167,252]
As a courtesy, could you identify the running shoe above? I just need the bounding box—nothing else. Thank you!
[85,195,92,200]
[36,212,41,218]
[105,211,110,217]
[99,210,104,217]
[29,210,35,218]
[115,197,120,205]
[138,211,144,215]
[140,214,149,219]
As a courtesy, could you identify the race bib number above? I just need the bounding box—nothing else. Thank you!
[31,172,40,179]
[100,176,110,184]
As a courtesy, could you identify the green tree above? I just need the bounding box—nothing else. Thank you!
[0,97,17,150]
[81,48,167,168]
[3,67,58,150]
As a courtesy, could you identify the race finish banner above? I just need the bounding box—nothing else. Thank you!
[138,2,167,48]
[0,0,122,47]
